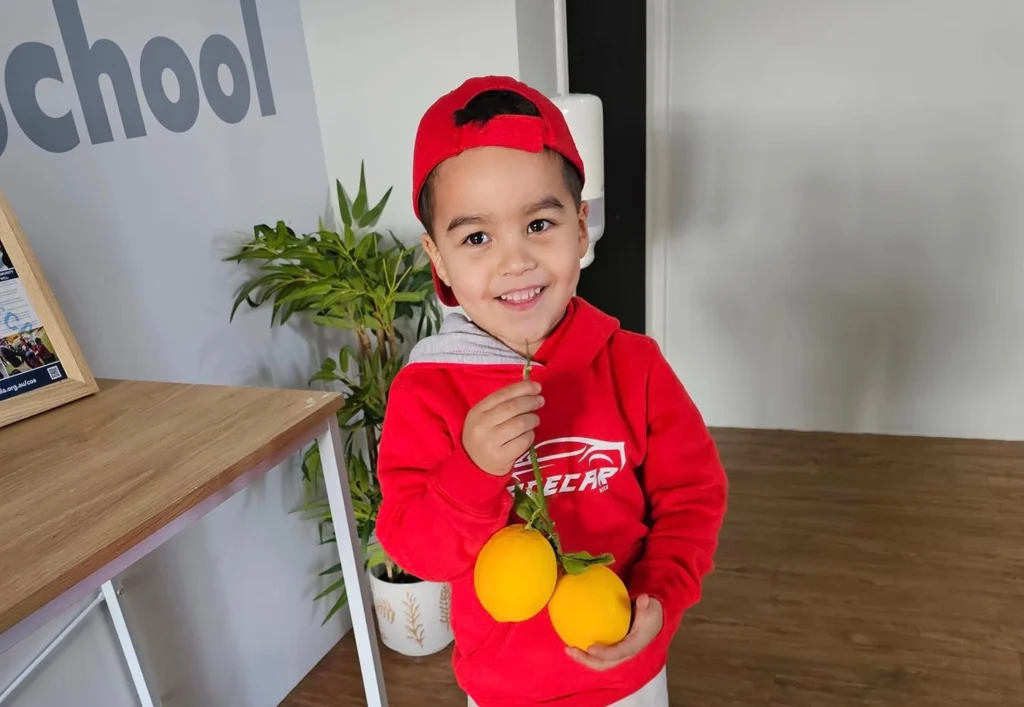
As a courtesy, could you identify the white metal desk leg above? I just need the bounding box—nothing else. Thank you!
[101,581,156,707]
[319,417,389,707]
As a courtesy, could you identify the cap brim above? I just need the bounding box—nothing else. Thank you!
[432,264,458,307]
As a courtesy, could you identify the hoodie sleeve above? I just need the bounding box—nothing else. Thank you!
[628,341,728,635]
[374,373,513,583]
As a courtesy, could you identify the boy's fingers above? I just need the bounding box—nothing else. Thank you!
[567,596,665,670]
[494,413,540,445]
[585,631,643,663]
[579,598,661,664]
[500,429,536,461]
[477,381,541,412]
[565,646,623,671]
[485,393,544,426]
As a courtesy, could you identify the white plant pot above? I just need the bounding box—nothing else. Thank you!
[368,566,453,657]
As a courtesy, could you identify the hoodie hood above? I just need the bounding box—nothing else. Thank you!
[407,297,619,371]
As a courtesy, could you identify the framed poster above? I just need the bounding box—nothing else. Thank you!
[0,190,98,428]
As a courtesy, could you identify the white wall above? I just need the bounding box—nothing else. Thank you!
[300,0,522,241]
[650,0,1024,441]
[0,1,346,705]
[515,0,558,97]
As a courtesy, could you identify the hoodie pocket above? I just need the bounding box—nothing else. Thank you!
[459,618,515,664]
[463,610,634,705]
[449,579,516,663]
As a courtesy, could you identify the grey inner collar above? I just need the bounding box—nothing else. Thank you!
[407,313,539,367]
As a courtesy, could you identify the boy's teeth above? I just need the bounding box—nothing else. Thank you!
[500,287,543,302]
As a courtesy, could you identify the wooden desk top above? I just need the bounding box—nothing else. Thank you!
[0,379,344,638]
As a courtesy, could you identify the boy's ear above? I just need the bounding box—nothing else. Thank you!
[421,233,450,285]
[576,201,591,260]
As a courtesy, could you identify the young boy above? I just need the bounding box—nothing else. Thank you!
[375,76,728,707]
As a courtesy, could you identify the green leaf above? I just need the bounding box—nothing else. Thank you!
[311,314,357,331]
[336,179,353,228]
[364,542,387,569]
[354,232,376,261]
[314,576,345,602]
[302,443,321,478]
[274,220,296,245]
[559,551,615,575]
[321,290,363,312]
[228,273,288,321]
[253,223,275,241]
[309,370,342,384]
[512,482,539,524]
[319,227,342,244]
[352,162,368,221]
[318,563,342,576]
[275,281,334,305]
[322,587,349,625]
[393,290,427,303]
[359,186,392,228]
[357,314,382,332]
[359,521,374,556]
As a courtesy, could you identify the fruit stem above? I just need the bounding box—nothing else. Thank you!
[522,343,549,517]
[518,345,613,575]
[522,342,569,564]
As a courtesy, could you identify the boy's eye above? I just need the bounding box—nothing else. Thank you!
[463,232,490,246]
[527,219,552,234]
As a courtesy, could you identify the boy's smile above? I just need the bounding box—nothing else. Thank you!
[422,145,589,357]
[496,285,545,309]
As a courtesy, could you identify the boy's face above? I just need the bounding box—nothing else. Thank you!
[422,146,589,356]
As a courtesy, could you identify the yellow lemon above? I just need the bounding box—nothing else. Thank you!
[547,564,631,650]
[474,524,558,622]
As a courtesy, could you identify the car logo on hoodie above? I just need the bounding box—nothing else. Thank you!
[508,436,627,497]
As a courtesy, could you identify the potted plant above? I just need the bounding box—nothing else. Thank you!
[224,164,452,657]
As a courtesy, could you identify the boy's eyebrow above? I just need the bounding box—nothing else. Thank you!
[445,196,566,234]
[446,213,488,233]
[525,196,565,214]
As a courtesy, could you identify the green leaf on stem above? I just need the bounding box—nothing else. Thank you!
[512,482,538,524]
[559,551,615,575]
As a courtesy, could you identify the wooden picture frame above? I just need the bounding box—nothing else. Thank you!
[0,190,98,428]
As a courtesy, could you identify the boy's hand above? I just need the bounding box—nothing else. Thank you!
[566,595,664,671]
[463,380,544,476]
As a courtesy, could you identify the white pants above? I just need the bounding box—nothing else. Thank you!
[467,666,668,707]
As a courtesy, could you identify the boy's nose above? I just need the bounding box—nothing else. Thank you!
[497,239,537,276]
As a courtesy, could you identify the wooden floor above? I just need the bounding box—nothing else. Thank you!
[281,428,1024,706]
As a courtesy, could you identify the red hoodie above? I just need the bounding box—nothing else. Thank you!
[375,298,727,707]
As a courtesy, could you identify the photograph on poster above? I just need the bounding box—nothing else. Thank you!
[0,191,97,426]
[0,235,68,395]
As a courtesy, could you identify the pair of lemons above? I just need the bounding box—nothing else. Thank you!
[473,524,631,650]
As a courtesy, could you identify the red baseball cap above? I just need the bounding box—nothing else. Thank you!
[412,75,585,307]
